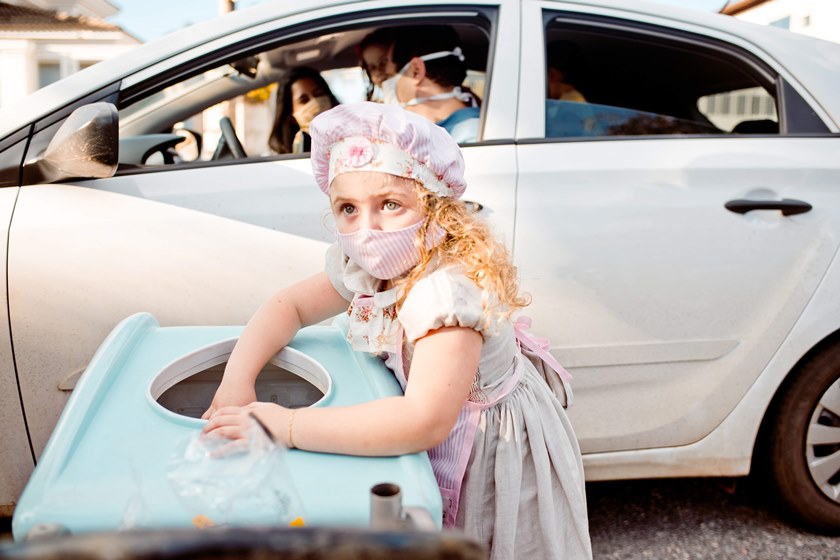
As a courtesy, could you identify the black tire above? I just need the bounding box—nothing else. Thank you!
[762,345,840,533]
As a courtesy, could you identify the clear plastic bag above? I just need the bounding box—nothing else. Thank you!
[166,414,305,528]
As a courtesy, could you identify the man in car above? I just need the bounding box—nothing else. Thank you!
[544,39,595,137]
[546,40,587,103]
[382,25,480,143]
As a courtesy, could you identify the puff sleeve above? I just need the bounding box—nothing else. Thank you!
[399,266,486,342]
[324,243,355,302]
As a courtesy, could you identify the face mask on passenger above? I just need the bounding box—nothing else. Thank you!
[379,48,471,108]
[293,95,332,131]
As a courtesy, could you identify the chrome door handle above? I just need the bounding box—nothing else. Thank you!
[724,198,812,216]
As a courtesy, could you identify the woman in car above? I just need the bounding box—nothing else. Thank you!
[268,67,340,154]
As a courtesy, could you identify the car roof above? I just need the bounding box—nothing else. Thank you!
[2,0,839,136]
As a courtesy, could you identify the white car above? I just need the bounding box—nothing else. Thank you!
[1,0,839,532]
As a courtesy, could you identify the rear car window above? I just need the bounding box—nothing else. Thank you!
[543,17,779,138]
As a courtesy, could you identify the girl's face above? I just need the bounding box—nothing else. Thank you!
[329,172,424,234]
[362,44,397,86]
[291,77,330,113]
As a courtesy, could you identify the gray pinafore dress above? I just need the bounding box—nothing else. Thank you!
[326,245,592,559]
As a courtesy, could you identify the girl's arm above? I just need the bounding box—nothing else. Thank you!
[204,325,482,455]
[202,271,349,419]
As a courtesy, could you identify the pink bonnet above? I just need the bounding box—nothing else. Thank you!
[309,102,467,199]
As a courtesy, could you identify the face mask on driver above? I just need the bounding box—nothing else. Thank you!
[293,95,332,132]
[379,48,470,108]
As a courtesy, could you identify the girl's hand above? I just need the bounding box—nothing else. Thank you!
[201,381,257,420]
[202,402,290,444]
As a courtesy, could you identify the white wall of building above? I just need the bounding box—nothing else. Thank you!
[0,31,138,109]
[0,40,36,106]
[0,0,138,109]
[733,0,840,44]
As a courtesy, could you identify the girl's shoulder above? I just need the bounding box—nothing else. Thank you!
[408,263,481,299]
[399,264,486,342]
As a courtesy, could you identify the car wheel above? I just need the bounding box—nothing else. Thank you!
[763,345,840,533]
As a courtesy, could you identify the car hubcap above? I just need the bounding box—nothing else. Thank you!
[806,379,840,502]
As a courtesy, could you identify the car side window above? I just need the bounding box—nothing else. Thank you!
[698,87,777,132]
[114,14,491,172]
[543,16,779,138]
[0,128,28,188]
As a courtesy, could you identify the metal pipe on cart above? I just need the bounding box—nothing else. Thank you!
[369,483,437,531]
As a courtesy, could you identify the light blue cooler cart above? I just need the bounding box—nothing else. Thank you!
[12,313,442,540]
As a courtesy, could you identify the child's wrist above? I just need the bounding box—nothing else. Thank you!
[287,408,298,449]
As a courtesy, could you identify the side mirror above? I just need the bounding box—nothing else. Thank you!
[38,102,119,182]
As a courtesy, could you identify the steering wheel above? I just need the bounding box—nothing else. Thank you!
[212,116,247,160]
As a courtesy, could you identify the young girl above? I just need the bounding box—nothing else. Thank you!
[203,102,592,558]
[359,28,397,101]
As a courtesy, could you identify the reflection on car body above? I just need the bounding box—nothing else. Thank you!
[0,0,839,532]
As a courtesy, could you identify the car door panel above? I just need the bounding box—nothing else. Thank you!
[517,1,840,454]
[458,145,517,244]
[82,160,330,242]
[0,187,34,513]
[79,144,518,240]
[515,137,840,453]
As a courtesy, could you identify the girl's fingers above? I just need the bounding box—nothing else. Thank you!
[201,403,278,441]
[202,409,250,435]
[203,424,248,443]
[210,404,257,418]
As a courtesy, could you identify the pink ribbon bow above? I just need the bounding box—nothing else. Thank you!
[513,316,573,382]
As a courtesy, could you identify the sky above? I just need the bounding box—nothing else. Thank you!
[108,0,731,43]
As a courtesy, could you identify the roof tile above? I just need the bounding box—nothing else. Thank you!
[0,1,123,32]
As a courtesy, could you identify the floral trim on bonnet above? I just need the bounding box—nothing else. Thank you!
[328,136,454,197]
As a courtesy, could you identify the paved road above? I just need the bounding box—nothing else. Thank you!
[588,477,840,559]
[3,477,839,558]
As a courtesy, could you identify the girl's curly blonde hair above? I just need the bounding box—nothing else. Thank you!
[395,183,530,321]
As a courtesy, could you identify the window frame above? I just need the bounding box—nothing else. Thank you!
[108,4,498,177]
[517,6,830,143]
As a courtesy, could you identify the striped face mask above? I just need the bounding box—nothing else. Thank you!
[337,220,429,280]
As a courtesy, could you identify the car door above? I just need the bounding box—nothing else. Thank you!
[516,1,840,455]
[8,0,520,464]
[0,130,34,512]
